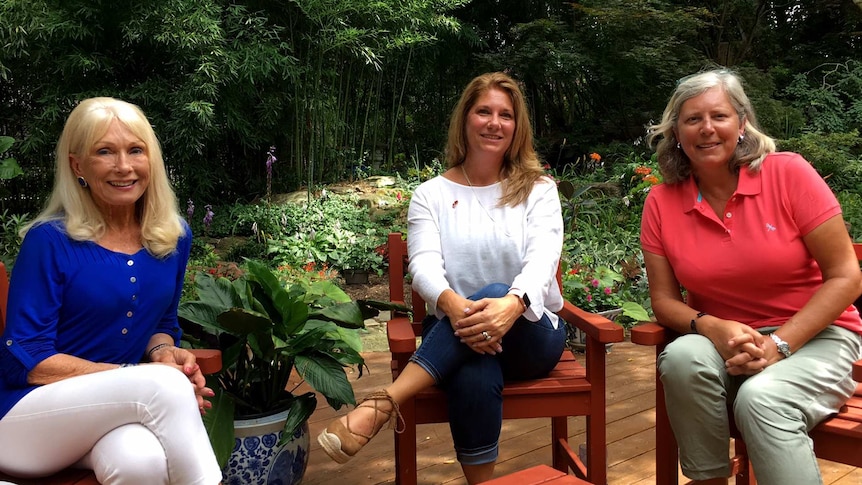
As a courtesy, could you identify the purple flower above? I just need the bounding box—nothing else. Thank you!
[203,204,214,228]
[591,279,600,288]
[266,146,277,177]
[186,199,195,219]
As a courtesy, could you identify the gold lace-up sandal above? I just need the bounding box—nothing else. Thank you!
[317,390,404,464]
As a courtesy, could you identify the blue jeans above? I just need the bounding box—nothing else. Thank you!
[409,283,566,465]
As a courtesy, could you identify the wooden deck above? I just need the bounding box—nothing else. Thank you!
[301,342,862,484]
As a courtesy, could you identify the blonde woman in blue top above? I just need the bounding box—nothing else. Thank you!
[0,98,222,484]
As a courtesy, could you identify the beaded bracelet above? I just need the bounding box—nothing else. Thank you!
[147,343,172,361]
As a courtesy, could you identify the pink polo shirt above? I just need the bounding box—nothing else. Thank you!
[641,152,862,334]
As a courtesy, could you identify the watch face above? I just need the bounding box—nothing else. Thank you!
[522,293,531,308]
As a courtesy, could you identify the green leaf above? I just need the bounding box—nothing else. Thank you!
[295,353,355,409]
[216,307,273,335]
[279,392,317,446]
[0,136,13,154]
[0,158,23,181]
[621,301,651,322]
[311,301,365,329]
[202,378,235,468]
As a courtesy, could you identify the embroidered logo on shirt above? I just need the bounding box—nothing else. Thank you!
[452,200,458,208]
[765,223,776,232]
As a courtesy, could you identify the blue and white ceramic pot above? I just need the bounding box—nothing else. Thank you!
[222,408,310,485]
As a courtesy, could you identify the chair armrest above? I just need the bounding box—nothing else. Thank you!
[557,300,624,344]
[190,349,222,375]
[854,359,862,382]
[629,321,675,346]
[387,313,418,356]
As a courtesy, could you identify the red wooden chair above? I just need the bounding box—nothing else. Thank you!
[0,261,222,484]
[385,233,624,485]
[630,243,862,484]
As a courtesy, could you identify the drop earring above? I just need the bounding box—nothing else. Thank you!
[738,134,745,144]
[77,176,88,188]
[676,142,681,149]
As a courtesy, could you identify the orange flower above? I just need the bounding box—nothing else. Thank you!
[589,152,601,162]
[644,175,659,184]
[303,261,315,272]
[634,166,652,175]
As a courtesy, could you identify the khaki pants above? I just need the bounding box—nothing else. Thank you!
[658,325,862,485]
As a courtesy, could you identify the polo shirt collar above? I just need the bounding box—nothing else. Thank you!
[684,164,762,213]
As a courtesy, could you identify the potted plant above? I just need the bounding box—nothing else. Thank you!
[562,263,650,349]
[178,260,383,484]
[337,228,385,284]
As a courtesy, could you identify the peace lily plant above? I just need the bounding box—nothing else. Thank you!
[178,260,396,465]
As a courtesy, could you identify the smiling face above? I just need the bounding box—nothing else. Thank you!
[465,87,515,160]
[70,119,150,215]
[674,86,745,172]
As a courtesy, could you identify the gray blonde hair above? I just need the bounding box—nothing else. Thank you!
[646,69,776,184]
[445,72,548,207]
[23,97,184,257]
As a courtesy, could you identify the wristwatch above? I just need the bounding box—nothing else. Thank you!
[769,333,792,358]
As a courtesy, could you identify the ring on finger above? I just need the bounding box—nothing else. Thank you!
[481,331,491,341]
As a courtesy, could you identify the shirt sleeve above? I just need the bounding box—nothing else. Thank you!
[780,153,842,235]
[509,177,564,318]
[1,223,64,387]
[407,181,452,309]
[640,188,666,256]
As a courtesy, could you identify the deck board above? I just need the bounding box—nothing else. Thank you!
[302,342,860,484]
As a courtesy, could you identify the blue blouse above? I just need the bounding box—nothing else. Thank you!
[0,220,191,419]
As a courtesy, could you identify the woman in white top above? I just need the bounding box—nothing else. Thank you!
[318,72,566,484]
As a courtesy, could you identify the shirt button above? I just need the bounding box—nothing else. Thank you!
[127,260,134,266]
[126,311,133,318]
[725,212,732,218]
[5,339,11,346]
[132,294,137,300]
[130,276,137,283]
[122,328,129,334]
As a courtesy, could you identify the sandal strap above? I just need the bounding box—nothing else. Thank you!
[356,390,406,435]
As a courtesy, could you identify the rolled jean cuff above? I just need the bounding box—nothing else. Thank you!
[408,353,442,384]
[456,442,498,466]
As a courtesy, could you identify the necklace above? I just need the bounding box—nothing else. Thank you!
[460,163,502,187]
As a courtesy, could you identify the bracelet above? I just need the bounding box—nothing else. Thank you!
[147,343,172,361]
[690,312,708,334]
[119,363,138,368]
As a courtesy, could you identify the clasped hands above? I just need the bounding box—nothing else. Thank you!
[450,294,523,355]
[148,346,216,414]
[708,319,784,375]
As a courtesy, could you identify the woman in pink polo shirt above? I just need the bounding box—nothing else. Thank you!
[641,68,862,485]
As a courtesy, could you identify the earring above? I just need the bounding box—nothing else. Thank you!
[738,134,745,144]
[676,142,681,149]
[77,176,88,188]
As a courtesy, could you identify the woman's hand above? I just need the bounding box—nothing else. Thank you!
[699,317,767,375]
[453,295,523,355]
[149,346,215,413]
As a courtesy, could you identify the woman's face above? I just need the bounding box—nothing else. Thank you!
[70,119,151,214]
[465,87,515,160]
[674,86,745,171]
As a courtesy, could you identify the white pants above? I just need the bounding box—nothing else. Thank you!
[0,365,221,485]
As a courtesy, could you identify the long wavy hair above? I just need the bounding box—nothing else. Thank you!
[646,68,776,185]
[22,97,184,257]
[445,72,549,207]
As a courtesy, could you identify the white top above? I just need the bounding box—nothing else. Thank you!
[407,175,564,328]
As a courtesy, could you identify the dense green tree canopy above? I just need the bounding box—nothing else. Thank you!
[1,0,860,210]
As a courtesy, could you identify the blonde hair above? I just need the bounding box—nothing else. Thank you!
[23,97,184,257]
[445,72,549,207]
[646,68,776,184]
